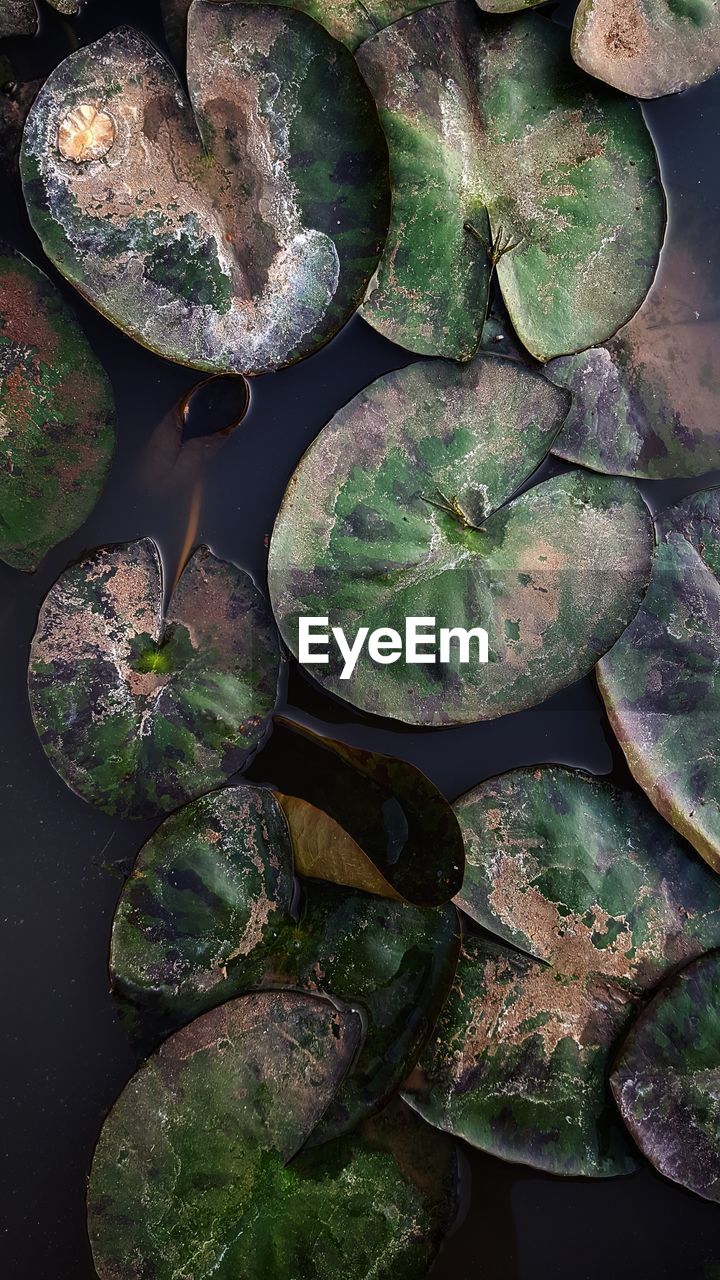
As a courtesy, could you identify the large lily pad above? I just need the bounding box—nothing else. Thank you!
[110,781,461,1138]
[21,8,389,375]
[0,248,114,572]
[571,0,720,99]
[598,489,720,873]
[403,766,720,1176]
[268,716,465,904]
[268,355,654,725]
[88,991,459,1279]
[611,950,720,1202]
[357,2,664,362]
[28,540,282,819]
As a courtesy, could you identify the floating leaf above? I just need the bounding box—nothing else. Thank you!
[0,0,36,37]
[21,8,389,375]
[571,0,720,98]
[0,248,114,572]
[598,489,720,873]
[110,782,460,1137]
[268,355,653,725]
[548,208,720,478]
[88,991,459,1280]
[268,715,465,904]
[357,2,664,361]
[276,792,403,899]
[611,950,720,1203]
[404,766,720,1176]
[28,540,282,819]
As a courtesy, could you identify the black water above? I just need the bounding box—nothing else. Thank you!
[1,3,719,1277]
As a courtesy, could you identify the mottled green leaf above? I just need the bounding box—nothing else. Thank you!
[268,355,653,725]
[21,8,389,375]
[357,1,664,361]
[0,248,114,572]
[88,991,459,1280]
[28,540,282,819]
[598,489,720,873]
[611,951,720,1202]
[268,715,465,904]
[572,0,720,98]
[110,781,460,1138]
[404,766,720,1176]
[0,0,36,37]
[548,211,720,479]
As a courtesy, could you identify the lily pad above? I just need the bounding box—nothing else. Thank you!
[611,950,720,1203]
[88,991,459,1280]
[571,0,720,99]
[403,766,720,1176]
[0,248,114,572]
[21,8,390,375]
[110,781,461,1138]
[268,716,465,904]
[598,488,720,873]
[357,2,664,362]
[0,0,36,37]
[268,355,654,725]
[28,539,282,819]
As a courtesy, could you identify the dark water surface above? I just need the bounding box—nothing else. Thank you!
[1,3,720,1277]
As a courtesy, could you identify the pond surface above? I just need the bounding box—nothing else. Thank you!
[1,2,720,1277]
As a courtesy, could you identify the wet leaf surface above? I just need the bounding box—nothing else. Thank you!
[0,0,36,37]
[571,0,720,99]
[268,355,654,725]
[0,247,114,572]
[404,766,720,1176]
[267,715,465,904]
[110,781,461,1138]
[611,950,720,1203]
[598,488,720,872]
[21,8,390,374]
[357,1,664,361]
[28,539,282,819]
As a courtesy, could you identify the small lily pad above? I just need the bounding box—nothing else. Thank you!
[403,766,720,1176]
[110,781,461,1138]
[21,9,389,375]
[268,355,654,725]
[0,248,115,572]
[598,488,720,873]
[28,540,282,819]
[88,991,459,1279]
[0,0,36,37]
[611,950,720,1203]
[571,0,720,99]
[357,2,664,361]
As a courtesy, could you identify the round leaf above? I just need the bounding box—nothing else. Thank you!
[268,355,653,725]
[21,10,390,375]
[611,951,720,1203]
[572,0,720,99]
[598,488,720,873]
[357,2,664,362]
[0,248,115,572]
[0,0,36,37]
[88,992,459,1280]
[28,539,282,819]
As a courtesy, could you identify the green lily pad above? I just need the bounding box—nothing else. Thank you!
[611,950,720,1203]
[28,540,282,819]
[0,0,36,37]
[0,248,114,572]
[598,488,720,874]
[357,2,664,362]
[269,716,465,904]
[571,0,720,99]
[268,355,654,725]
[110,781,461,1138]
[21,9,389,375]
[548,211,720,479]
[88,991,459,1280]
[403,766,720,1176]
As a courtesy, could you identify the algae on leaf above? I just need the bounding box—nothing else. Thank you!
[28,540,282,819]
[571,0,720,99]
[21,7,390,375]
